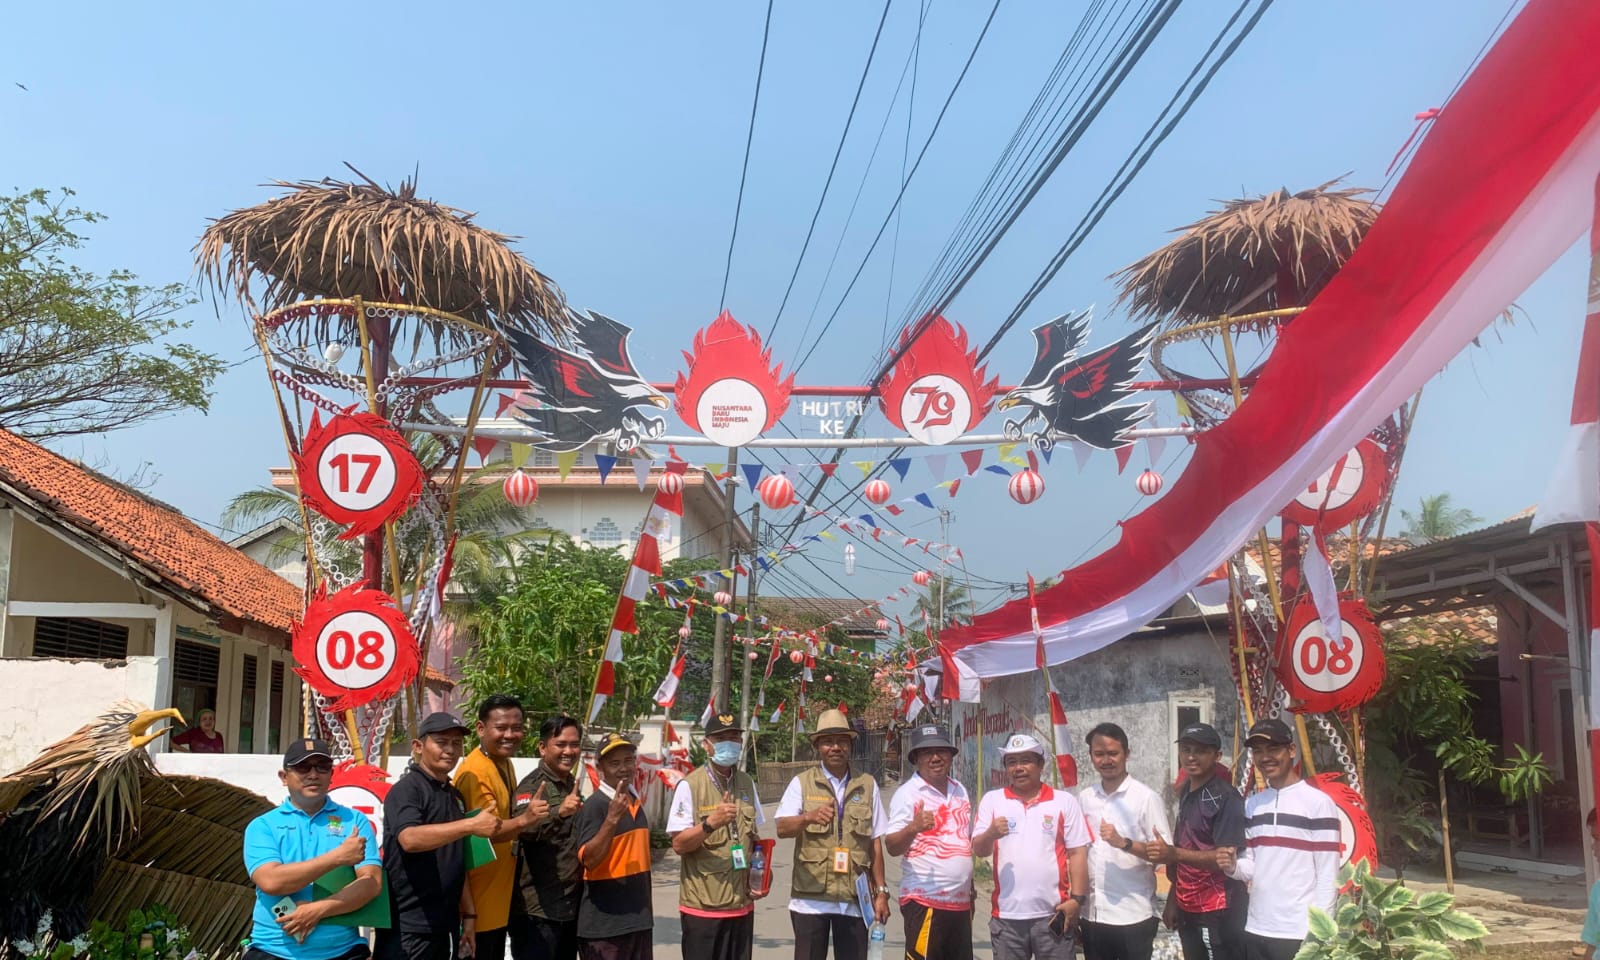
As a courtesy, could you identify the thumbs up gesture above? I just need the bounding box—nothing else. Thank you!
[559,777,583,818]
[330,828,366,867]
[1144,828,1174,865]
[707,790,739,830]
[911,801,937,834]
[1099,819,1126,849]
[806,802,836,827]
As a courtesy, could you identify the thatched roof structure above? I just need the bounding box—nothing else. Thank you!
[197,169,572,344]
[1113,180,1379,326]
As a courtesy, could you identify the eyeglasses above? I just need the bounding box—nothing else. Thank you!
[289,760,334,774]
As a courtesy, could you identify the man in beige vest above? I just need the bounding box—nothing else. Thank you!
[775,709,889,960]
[666,712,768,960]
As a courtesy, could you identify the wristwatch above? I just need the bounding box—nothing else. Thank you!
[700,816,713,832]
[1069,894,1087,906]
[1121,837,1134,852]
[874,885,891,896]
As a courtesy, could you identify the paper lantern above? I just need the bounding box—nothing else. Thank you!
[789,649,804,664]
[748,651,760,661]
[756,473,796,510]
[1135,468,1163,496]
[824,674,834,683]
[864,478,892,505]
[875,618,889,631]
[658,472,684,495]
[1008,469,1045,505]
[678,625,691,639]
[843,544,856,576]
[913,570,931,586]
[714,591,733,606]
[504,469,539,508]
[903,683,918,694]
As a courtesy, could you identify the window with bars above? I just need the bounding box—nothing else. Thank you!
[172,640,219,741]
[269,661,285,753]
[31,617,129,659]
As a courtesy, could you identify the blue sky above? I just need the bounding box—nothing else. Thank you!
[0,1,1580,616]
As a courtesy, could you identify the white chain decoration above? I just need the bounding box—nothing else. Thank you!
[1312,713,1360,792]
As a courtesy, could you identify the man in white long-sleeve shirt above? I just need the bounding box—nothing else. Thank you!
[1217,719,1339,960]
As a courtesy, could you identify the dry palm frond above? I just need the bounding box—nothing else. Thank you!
[197,166,572,347]
[1113,179,1380,327]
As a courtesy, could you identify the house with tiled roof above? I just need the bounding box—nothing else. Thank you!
[0,427,308,775]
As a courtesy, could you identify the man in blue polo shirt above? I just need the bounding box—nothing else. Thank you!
[244,738,382,960]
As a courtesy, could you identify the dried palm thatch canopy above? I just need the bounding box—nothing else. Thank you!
[197,167,572,345]
[1112,180,1380,327]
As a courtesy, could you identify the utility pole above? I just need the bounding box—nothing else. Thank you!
[739,503,761,735]
[710,448,739,713]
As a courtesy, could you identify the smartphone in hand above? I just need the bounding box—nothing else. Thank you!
[1047,910,1068,940]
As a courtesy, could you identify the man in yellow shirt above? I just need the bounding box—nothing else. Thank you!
[456,694,550,960]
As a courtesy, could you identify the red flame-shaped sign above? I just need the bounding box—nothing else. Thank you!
[292,407,424,540]
[674,311,795,446]
[293,580,420,712]
[878,316,999,445]
[1311,772,1379,875]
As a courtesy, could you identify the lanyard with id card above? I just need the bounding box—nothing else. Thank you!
[830,786,851,874]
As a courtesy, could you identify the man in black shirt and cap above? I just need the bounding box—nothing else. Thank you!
[377,712,500,960]
[511,714,586,960]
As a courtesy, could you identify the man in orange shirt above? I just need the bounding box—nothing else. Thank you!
[575,734,653,960]
[456,695,550,960]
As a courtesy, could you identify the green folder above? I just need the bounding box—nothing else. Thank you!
[312,866,390,928]
[464,809,497,870]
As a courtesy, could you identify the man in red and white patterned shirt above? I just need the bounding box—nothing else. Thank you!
[886,725,972,960]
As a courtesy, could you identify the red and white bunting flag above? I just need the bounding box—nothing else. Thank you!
[664,718,682,745]
[945,2,1600,677]
[590,460,688,722]
[939,640,981,702]
[1189,563,1231,609]
[653,650,687,709]
[1031,575,1077,787]
[698,700,714,728]
[770,700,785,724]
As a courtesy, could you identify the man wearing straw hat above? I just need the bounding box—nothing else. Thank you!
[775,708,890,960]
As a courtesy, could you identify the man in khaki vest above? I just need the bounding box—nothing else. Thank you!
[775,709,889,960]
[666,712,768,960]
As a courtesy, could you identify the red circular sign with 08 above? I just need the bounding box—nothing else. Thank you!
[1274,597,1385,714]
[293,581,419,712]
[292,407,424,540]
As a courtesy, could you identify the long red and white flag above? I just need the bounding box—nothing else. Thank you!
[653,646,687,709]
[1032,575,1077,787]
[589,460,689,722]
[945,0,1600,677]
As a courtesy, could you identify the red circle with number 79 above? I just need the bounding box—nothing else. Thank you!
[293,581,420,711]
[1274,597,1385,714]
[292,407,424,540]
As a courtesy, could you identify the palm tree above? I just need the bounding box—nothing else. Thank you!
[1397,493,1482,542]
[912,575,973,629]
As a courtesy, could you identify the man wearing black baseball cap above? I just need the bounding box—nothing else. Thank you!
[242,739,382,960]
[1144,722,1246,960]
[1216,718,1339,960]
[376,712,500,960]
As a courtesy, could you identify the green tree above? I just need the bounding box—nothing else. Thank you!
[912,575,972,628]
[1397,493,1481,542]
[0,188,222,438]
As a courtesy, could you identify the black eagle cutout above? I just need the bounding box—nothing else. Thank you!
[504,310,668,453]
[997,309,1155,451]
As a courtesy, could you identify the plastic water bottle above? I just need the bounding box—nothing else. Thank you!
[869,922,886,960]
[750,843,767,895]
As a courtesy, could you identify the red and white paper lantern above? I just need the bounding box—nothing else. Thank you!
[789,649,804,664]
[864,478,893,505]
[658,472,684,496]
[875,618,890,631]
[824,674,834,683]
[678,625,692,639]
[714,591,733,606]
[1135,469,1163,496]
[1008,469,1046,505]
[756,473,796,510]
[504,469,540,508]
[913,570,932,586]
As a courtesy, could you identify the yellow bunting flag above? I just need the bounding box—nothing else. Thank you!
[556,450,579,480]
[998,441,1018,461]
[1173,392,1192,420]
[853,461,875,478]
[510,443,532,468]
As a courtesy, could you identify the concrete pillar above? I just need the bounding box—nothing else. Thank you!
[148,602,176,754]
[1559,536,1596,886]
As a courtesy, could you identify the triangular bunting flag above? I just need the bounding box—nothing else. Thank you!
[706,462,725,478]
[888,458,910,481]
[1114,445,1133,474]
[984,465,1012,476]
[473,436,499,463]
[1147,432,1168,464]
[632,458,652,490]
[510,443,532,468]
[914,493,934,509]
[1173,391,1192,420]
[853,461,875,478]
[556,450,579,480]
[742,463,765,491]
[948,479,962,497]
[960,449,983,475]
[818,462,838,478]
[595,454,617,484]
[926,454,948,481]
[1039,445,1053,464]
[998,441,1018,461]
[496,392,519,417]
[1072,440,1093,470]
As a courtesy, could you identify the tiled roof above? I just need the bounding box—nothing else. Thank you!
[1382,605,1499,649]
[423,665,456,688]
[0,428,302,637]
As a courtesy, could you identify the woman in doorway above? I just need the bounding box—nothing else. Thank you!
[172,709,225,753]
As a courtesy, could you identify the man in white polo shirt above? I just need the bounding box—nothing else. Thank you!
[1077,722,1170,960]
[885,724,973,960]
[972,734,1091,960]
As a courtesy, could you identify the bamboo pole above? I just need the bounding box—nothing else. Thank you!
[1363,390,1424,597]
[1439,768,1455,893]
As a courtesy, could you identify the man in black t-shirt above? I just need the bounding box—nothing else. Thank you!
[377,712,500,960]
[574,733,653,960]
[512,715,587,960]
[1144,723,1247,960]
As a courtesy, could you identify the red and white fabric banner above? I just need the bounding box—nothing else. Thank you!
[653,647,687,709]
[1031,575,1077,787]
[944,0,1600,677]
[589,459,689,722]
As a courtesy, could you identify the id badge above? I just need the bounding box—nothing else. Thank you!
[832,847,850,874]
[730,842,748,870]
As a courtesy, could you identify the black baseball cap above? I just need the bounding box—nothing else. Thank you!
[1246,718,1294,746]
[704,711,743,736]
[418,711,471,737]
[1175,722,1221,749]
[284,737,334,768]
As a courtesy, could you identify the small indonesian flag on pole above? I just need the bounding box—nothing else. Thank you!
[653,648,687,709]
[1031,574,1077,787]
[770,700,785,724]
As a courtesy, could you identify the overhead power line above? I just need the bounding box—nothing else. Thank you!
[719,0,778,311]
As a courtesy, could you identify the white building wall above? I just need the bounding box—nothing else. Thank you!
[0,655,162,775]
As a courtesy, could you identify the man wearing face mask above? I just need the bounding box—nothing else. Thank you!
[667,712,768,960]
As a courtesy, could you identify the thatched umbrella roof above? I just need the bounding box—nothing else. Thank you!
[197,168,571,344]
[1112,180,1379,326]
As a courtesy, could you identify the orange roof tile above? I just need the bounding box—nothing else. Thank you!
[423,665,456,688]
[0,428,301,637]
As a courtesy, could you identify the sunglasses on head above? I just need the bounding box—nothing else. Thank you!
[289,760,334,774]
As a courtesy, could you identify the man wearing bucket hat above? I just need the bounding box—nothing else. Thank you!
[1216,718,1339,960]
[885,724,973,960]
[666,712,767,960]
[775,708,890,960]
[972,733,1091,960]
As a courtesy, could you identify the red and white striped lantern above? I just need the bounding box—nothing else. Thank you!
[875,618,890,631]
[714,591,733,606]
[1008,469,1045,505]
[678,625,692,639]
[789,649,804,664]
[913,570,932,586]
[756,473,796,510]
[864,478,893,505]
[503,469,539,508]
[749,651,760,661]
[658,472,684,495]
[1135,468,1163,496]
